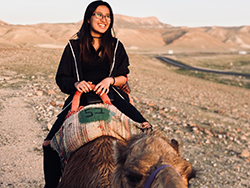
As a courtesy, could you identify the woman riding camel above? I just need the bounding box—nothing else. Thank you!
[43,1,152,187]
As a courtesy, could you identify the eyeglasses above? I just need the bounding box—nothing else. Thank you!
[92,13,111,22]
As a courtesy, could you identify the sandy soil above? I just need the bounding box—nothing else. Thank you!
[0,89,44,187]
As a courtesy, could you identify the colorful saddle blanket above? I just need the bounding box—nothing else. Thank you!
[50,103,141,165]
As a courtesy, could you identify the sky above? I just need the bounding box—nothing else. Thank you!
[0,0,249,27]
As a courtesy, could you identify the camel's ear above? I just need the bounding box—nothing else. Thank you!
[113,140,127,165]
[170,139,180,154]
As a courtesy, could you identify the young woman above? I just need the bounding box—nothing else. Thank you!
[43,1,151,187]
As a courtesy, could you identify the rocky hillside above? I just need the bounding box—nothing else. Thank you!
[0,15,250,52]
[114,14,170,28]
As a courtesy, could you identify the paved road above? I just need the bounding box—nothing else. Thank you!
[156,56,250,77]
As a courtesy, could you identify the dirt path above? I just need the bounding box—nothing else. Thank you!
[0,89,44,188]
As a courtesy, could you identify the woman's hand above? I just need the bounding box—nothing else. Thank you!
[43,140,51,146]
[75,81,93,93]
[94,77,113,96]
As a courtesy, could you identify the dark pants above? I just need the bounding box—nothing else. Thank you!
[43,92,147,187]
[43,145,62,188]
[112,93,146,123]
[43,108,69,188]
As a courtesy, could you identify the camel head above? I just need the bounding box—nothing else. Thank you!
[112,130,196,188]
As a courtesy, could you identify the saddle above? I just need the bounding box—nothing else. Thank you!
[50,87,141,166]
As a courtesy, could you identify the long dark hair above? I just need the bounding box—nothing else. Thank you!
[77,0,115,64]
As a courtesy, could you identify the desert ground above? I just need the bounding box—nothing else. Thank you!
[0,45,249,188]
[0,16,250,187]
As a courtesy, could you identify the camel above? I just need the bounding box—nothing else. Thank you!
[57,135,119,188]
[54,91,195,187]
[112,130,196,188]
[57,130,195,188]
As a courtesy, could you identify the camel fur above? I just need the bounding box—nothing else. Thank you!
[112,130,196,188]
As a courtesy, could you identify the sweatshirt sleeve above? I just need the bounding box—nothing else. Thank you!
[55,43,78,94]
[111,41,130,77]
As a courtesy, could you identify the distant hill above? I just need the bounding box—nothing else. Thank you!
[114,15,171,28]
[0,20,9,26]
[0,15,250,52]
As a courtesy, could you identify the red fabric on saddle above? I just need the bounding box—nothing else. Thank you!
[70,84,112,114]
